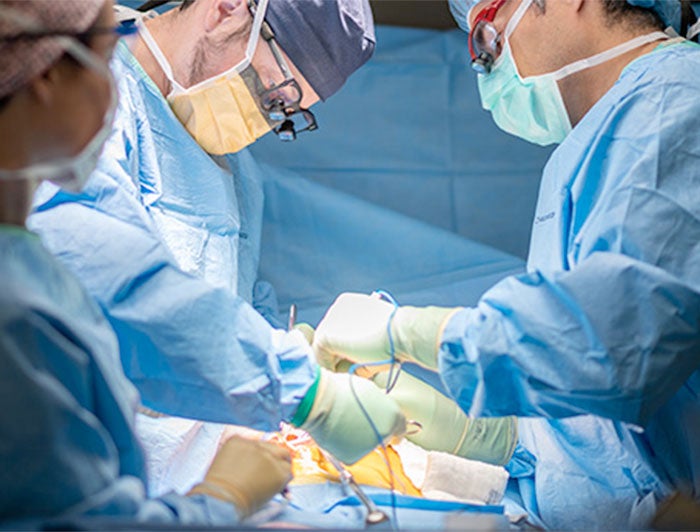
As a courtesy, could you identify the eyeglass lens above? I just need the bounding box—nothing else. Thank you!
[469,0,507,73]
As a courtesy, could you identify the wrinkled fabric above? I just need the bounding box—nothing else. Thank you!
[250,27,551,261]
[28,40,316,428]
[272,484,507,529]
[258,163,526,326]
[135,416,225,497]
[0,226,238,526]
[438,42,700,529]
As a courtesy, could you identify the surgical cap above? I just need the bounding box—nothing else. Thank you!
[448,0,682,33]
[266,0,375,101]
[448,0,476,33]
[0,0,103,99]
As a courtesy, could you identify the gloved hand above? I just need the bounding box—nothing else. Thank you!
[372,370,517,466]
[293,322,315,345]
[313,292,461,372]
[188,436,292,519]
[292,367,406,464]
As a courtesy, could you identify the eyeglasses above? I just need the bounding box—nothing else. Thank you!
[248,0,318,142]
[469,0,508,74]
[2,23,138,43]
[258,50,318,141]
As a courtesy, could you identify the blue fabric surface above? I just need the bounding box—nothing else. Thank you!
[259,163,525,326]
[265,484,508,530]
[0,226,238,526]
[438,41,700,529]
[250,26,553,260]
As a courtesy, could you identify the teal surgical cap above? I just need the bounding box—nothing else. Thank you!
[448,0,682,33]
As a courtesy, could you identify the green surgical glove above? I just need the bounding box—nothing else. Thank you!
[373,370,517,466]
[313,292,461,371]
[293,322,315,345]
[292,368,406,464]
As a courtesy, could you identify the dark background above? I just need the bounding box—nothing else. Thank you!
[369,0,458,28]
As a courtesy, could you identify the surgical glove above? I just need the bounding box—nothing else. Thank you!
[292,368,406,464]
[294,322,315,344]
[373,370,517,466]
[188,436,292,519]
[314,292,461,371]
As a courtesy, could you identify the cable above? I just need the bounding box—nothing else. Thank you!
[348,364,399,529]
[371,290,403,394]
[345,289,404,528]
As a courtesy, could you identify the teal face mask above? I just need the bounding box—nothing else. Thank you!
[477,0,669,146]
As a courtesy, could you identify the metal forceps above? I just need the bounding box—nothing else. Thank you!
[320,449,390,526]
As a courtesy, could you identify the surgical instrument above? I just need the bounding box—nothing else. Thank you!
[288,303,297,331]
[320,449,390,526]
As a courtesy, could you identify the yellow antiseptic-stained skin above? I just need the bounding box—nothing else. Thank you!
[261,425,422,496]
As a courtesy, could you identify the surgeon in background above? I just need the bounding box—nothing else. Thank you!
[0,0,293,526]
[311,0,700,528]
[27,0,405,479]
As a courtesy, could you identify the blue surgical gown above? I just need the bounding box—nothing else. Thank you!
[28,41,315,428]
[438,41,700,529]
[0,225,238,526]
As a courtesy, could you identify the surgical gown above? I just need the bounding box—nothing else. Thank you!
[28,41,316,428]
[0,225,238,526]
[438,41,700,529]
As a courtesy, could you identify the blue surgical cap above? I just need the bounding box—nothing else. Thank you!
[267,0,375,101]
[448,0,682,33]
[448,0,477,33]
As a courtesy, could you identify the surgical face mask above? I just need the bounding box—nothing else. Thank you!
[477,0,668,146]
[0,38,117,193]
[137,0,280,155]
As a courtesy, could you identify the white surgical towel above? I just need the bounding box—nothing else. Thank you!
[136,415,225,497]
[394,439,509,506]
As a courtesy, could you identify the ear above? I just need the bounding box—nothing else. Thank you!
[25,63,63,108]
[203,0,246,33]
[569,0,585,13]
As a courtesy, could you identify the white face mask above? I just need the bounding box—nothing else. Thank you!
[0,38,117,192]
[477,0,668,146]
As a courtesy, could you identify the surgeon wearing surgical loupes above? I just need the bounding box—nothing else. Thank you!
[28,0,405,472]
[312,0,700,528]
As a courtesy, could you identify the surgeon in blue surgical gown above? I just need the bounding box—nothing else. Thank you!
[311,0,700,529]
[0,0,295,526]
[28,0,406,492]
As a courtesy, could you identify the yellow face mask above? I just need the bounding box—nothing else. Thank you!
[137,0,279,155]
[167,67,277,155]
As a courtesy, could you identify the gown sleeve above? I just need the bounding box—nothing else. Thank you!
[0,304,240,525]
[438,67,700,426]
